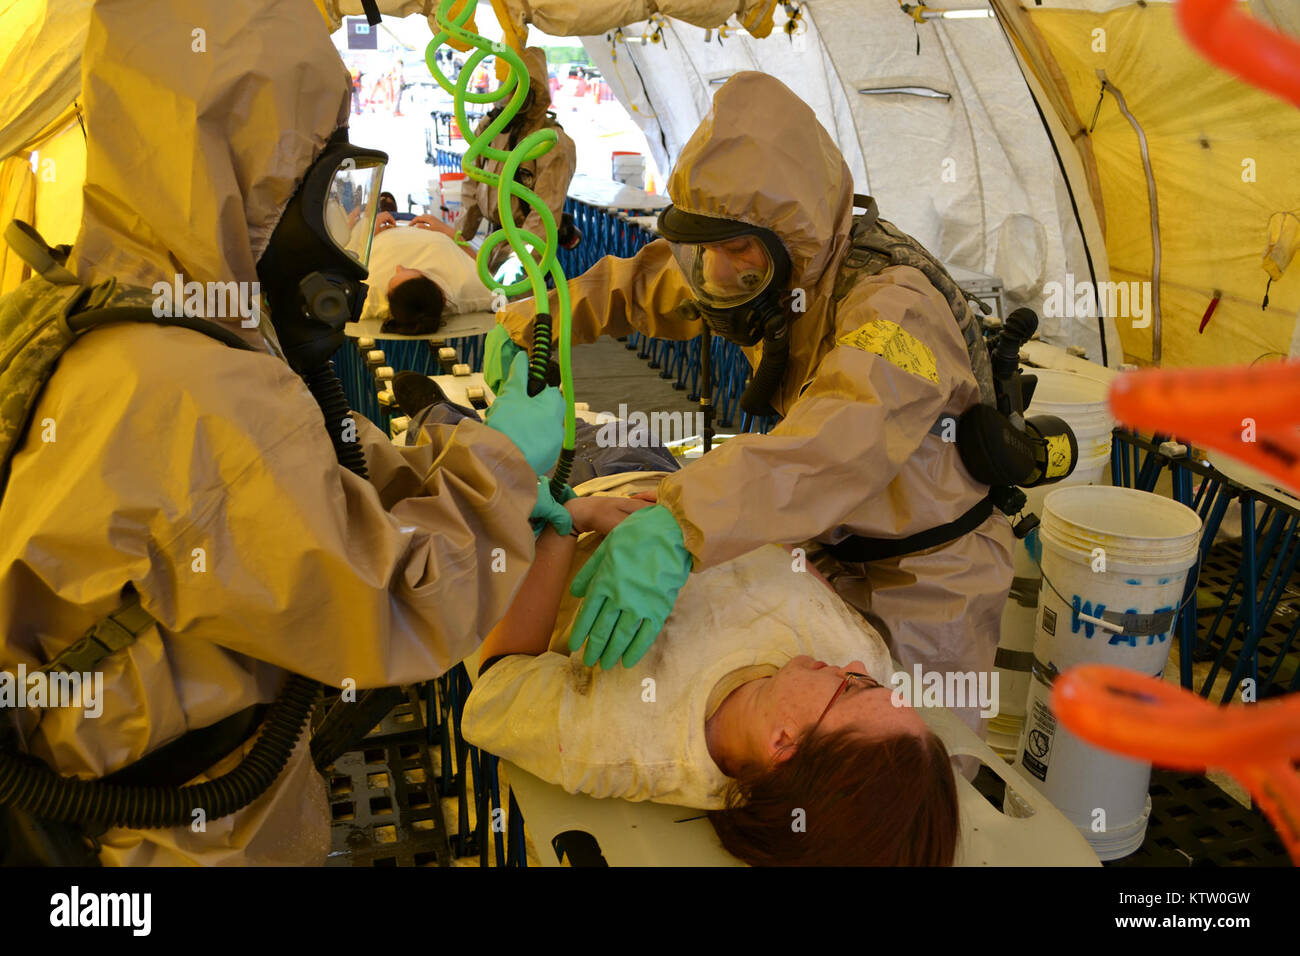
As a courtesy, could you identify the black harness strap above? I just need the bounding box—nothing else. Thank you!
[102,705,267,789]
[826,494,995,564]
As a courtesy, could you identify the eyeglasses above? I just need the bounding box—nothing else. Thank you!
[772,670,886,764]
[812,671,885,734]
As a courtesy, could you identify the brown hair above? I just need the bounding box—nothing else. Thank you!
[708,728,959,866]
[384,275,445,335]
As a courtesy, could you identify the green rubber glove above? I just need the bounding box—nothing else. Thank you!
[483,323,524,394]
[483,351,564,474]
[530,479,573,537]
[567,504,692,669]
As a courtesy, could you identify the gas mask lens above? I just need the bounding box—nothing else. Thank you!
[323,157,386,271]
[670,234,774,310]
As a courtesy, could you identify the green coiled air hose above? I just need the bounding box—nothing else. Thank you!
[427,1,576,496]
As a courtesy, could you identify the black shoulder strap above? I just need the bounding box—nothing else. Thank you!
[67,306,259,352]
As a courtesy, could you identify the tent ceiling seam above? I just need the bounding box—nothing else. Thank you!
[1098,73,1163,365]
[932,20,990,268]
[622,30,673,163]
[989,0,1107,238]
[990,2,1114,365]
[804,3,873,207]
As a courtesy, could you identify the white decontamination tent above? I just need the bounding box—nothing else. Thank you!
[580,2,1110,360]
[3,0,1298,373]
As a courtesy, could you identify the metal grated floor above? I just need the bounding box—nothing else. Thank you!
[320,688,453,867]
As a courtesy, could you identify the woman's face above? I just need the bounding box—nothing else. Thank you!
[762,655,927,756]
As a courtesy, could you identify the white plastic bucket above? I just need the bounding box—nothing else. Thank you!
[988,446,1110,759]
[438,173,465,224]
[1005,786,1151,859]
[987,369,1114,758]
[1027,368,1114,461]
[1013,486,1201,859]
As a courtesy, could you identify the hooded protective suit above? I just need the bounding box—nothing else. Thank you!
[455,47,577,270]
[498,72,1013,738]
[0,0,539,865]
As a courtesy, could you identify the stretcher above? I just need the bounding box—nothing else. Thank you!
[344,310,497,341]
[464,649,1101,867]
[387,375,609,442]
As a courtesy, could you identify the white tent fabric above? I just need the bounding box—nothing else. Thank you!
[583,1,1107,358]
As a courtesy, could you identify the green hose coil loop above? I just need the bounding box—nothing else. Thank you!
[426,1,577,491]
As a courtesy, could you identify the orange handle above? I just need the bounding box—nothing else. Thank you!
[1053,664,1300,863]
[1177,0,1300,108]
[1109,363,1300,495]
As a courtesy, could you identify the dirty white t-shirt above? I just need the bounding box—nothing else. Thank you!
[461,474,894,810]
[360,225,494,320]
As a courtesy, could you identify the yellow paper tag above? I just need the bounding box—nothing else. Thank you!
[1044,432,1074,478]
[837,320,939,384]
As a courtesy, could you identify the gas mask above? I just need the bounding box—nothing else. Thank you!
[257,128,388,375]
[659,205,794,416]
[664,225,791,348]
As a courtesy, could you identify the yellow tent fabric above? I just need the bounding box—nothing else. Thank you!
[0,108,86,293]
[999,2,1300,368]
[1264,211,1300,282]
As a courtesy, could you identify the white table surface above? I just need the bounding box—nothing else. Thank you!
[567,172,669,211]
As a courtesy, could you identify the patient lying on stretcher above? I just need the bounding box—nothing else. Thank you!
[462,472,959,866]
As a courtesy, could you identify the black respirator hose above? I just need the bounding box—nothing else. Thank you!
[304,360,369,480]
[700,325,714,454]
[738,300,790,419]
[0,661,319,828]
[528,311,575,497]
[527,312,554,397]
[991,307,1039,419]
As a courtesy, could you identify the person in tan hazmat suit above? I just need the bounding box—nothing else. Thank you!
[489,72,1015,742]
[455,47,578,274]
[0,0,569,865]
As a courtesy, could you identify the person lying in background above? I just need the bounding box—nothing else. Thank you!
[377,190,409,219]
[362,211,495,334]
[461,472,959,866]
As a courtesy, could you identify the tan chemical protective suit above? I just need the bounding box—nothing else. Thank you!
[455,47,577,272]
[500,72,1013,738]
[0,0,538,865]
